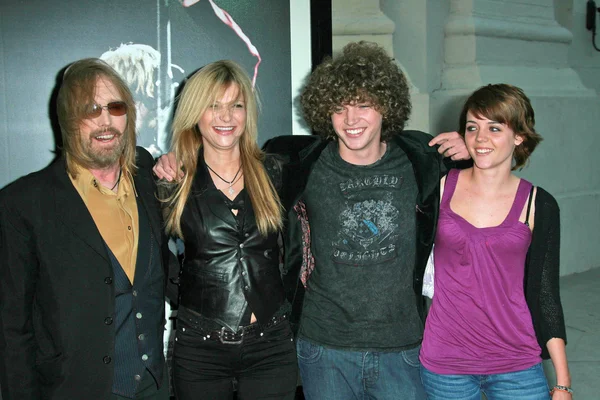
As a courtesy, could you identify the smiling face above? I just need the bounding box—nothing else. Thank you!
[465,111,523,171]
[330,102,384,165]
[78,76,128,169]
[198,83,246,153]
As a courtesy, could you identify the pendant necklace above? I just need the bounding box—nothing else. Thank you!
[206,163,242,195]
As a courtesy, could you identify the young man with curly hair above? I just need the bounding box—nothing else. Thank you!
[263,41,469,399]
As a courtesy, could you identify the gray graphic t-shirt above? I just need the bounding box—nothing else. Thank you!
[299,141,423,350]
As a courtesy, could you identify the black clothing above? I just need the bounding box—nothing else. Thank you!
[176,152,287,332]
[0,148,168,400]
[525,187,567,359]
[173,309,297,400]
[168,149,298,399]
[109,198,165,397]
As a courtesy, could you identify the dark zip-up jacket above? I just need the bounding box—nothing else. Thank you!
[263,130,447,330]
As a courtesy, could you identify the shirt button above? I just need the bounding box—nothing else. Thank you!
[104,277,112,284]
[136,313,143,319]
[244,285,249,291]
[239,257,245,262]
[244,233,249,238]
[128,226,132,230]
[142,354,148,361]
[138,334,145,341]
[134,374,142,381]
[241,271,246,276]
[103,356,112,364]
[104,317,113,325]
[133,290,138,297]
[239,243,244,248]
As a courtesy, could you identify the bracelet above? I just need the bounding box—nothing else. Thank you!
[550,385,573,396]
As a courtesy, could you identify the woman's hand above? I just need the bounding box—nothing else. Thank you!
[153,152,183,181]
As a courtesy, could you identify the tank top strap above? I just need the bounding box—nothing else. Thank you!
[440,169,460,208]
[506,178,533,223]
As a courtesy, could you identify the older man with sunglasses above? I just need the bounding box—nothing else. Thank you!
[0,58,171,400]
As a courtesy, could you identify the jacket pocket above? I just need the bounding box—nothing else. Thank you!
[35,353,64,385]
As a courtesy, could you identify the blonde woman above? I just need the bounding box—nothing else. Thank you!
[157,60,297,400]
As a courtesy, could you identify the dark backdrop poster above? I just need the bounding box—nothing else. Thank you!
[0,0,292,187]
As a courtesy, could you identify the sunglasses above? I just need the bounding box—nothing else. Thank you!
[84,101,128,119]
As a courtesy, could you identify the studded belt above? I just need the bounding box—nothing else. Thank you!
[203,313,289,345]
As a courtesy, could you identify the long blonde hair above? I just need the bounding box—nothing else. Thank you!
[163,60,282,238]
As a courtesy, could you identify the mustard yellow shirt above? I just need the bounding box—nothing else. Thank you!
[70,165,139,283]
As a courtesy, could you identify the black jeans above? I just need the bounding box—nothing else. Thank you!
[173,311,298,400]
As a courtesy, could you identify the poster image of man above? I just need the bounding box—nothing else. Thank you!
[98,0,267,157]
[101,43,184,156]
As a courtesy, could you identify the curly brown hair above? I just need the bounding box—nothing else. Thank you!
[458,84,542,170]
[300,41,411,141]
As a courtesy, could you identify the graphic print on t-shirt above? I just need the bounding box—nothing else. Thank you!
[333,175,402,265]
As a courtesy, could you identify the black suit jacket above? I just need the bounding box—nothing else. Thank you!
[0,148,170,400]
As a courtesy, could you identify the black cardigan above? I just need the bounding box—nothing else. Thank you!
[525,187,567,359]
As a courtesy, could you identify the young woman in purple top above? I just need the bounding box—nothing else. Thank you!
[419,84,572,400]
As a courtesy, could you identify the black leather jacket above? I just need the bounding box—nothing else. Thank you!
[178,152,286,332]
[263,131,450,329]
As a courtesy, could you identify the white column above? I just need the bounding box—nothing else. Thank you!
[290,0,312,135]
[332,0,395,55]
[332,0,429,131]
[440,0,592,94]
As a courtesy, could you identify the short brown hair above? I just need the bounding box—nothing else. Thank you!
[57,58,137,176]
[300,41,411,141]
[459,84,542,170]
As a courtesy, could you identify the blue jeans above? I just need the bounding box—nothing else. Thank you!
[297,337,426,400]
[420,363,550,400]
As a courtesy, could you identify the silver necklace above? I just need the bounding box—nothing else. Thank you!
[206,163,242,195]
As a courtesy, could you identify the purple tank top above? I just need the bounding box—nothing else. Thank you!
[420,169,542,374]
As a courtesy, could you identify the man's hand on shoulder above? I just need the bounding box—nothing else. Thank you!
[153,152,183,182]
[429,131,471,161]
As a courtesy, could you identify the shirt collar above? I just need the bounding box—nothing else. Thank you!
[69,163,136,198]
